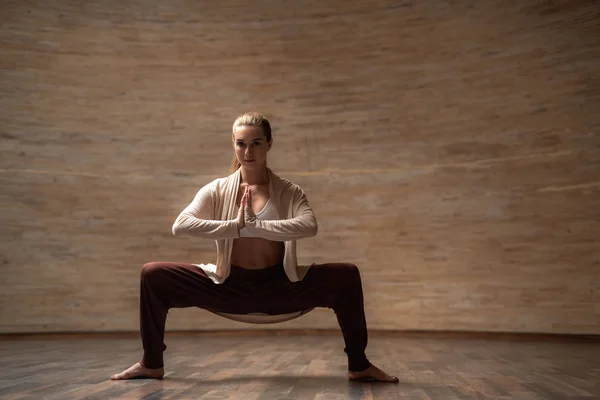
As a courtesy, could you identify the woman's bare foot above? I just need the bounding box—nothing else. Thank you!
[110,362,164,380]
[348,364,399,383]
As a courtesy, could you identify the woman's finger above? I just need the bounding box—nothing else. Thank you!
[242,186,249,206]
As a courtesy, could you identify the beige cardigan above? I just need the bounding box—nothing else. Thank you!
[172,168,318,283]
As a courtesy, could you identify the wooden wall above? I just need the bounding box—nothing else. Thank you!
[1,0,599,334]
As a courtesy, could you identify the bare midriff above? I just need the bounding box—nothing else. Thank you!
[230,238,284,269]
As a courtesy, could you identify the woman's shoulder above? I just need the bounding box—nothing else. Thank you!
[270,170,305,195]
[197,172,235,193]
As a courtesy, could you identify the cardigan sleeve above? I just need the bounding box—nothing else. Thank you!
[244,186,318,241]
[172,183,240,239]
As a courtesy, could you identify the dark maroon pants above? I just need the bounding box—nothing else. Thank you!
[138,261,371,372]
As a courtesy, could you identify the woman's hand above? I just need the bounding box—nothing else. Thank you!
[237,186,250,231]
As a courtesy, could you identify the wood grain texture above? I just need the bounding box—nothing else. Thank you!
[0,334,599,399]
[0,0,599,333]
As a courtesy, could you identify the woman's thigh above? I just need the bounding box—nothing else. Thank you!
[251,262,362,314]
[141,261,251,312]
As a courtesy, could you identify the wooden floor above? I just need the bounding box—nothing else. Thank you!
[0,333,599,399]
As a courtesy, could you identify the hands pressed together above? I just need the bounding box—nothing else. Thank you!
[237,186,251,231]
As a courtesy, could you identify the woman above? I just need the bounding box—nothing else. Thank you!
[111,112,398,383]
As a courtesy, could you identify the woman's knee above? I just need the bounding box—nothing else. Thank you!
[141,262,165,281]
[339,263,361,282]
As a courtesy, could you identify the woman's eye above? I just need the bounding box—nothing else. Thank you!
[237,143,245,147]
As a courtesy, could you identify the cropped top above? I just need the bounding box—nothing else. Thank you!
[238,198,279,237]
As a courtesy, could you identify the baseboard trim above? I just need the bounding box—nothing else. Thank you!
[0,329,598,341]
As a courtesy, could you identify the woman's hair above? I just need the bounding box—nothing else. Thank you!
[231,112,272,172]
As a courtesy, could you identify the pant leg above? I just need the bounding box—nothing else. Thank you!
[139,261,371,371]
[259,262,371,372]
[138,261,245,368]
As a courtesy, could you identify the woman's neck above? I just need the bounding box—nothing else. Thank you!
[240,166,269,185]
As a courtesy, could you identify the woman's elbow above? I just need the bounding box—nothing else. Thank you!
[172,217,185,236]
[309,218,318,237]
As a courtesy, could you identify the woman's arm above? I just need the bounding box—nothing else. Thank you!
[243,187,318,241]
[172,183,240,239]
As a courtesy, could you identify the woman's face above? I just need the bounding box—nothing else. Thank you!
[233,125,272,168]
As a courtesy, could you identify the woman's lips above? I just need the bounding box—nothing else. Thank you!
[244,159,255,163]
